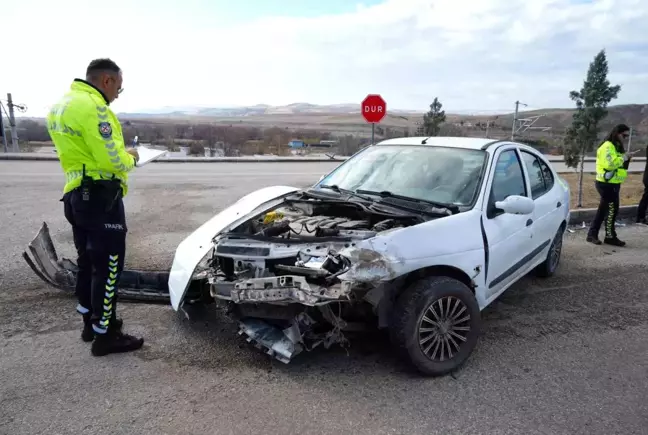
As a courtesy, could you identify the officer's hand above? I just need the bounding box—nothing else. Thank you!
[127,148,140,162]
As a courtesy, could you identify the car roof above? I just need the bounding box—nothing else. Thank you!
[375,136,502,150]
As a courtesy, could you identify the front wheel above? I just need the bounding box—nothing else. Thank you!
[389,276,481,376]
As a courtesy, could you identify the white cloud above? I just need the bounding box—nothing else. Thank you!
[2,0,648,116]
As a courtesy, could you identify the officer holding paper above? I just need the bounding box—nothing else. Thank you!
[586,124,638,246]
[46,58,144,356]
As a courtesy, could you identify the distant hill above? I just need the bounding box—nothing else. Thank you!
[118,102,423,118]
[18,102,648,140]
[456,104,648,133]
[16,102,648,157]
[117,102,647,127]
[114,102,648,140]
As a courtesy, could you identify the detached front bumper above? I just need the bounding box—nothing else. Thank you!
[22,222,171,303]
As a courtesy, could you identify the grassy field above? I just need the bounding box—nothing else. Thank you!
[562,172,645,208]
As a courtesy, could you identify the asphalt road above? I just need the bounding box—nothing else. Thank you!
[1,161,647,435]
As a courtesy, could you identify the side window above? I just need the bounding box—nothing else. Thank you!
[520,151,546,199]
[488,149,527,217]
[539,159,554,192]
[520,150,554,199]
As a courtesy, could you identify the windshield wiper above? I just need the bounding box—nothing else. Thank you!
[317,184,375,202]
[318,184,343,193]
[355,189,459,215]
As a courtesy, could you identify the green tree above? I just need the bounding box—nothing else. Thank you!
[423,97,446,136]
[563,49,621,207]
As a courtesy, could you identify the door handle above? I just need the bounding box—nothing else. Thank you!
[556,201,562,208]
[526,219,533,226]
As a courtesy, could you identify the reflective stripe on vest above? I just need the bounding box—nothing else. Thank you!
[65,169,124,184]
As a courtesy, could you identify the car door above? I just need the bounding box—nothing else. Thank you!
[518,149,561,251]
[480,147,534,302]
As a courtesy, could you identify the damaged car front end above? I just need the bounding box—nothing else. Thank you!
[200,190,431,363]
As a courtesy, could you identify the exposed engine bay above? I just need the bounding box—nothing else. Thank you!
[203,195,426,363]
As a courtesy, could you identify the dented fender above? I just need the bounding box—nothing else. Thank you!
[337,210,487,305]
[337,240,404,283]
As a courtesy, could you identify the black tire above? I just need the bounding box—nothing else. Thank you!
[389,276,481,377]
[534,224,565,278]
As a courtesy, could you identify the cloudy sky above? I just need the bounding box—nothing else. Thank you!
[2,0,647,117]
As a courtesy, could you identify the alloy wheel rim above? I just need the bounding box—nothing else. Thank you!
[550,234,562,270]
[418,296,471,362]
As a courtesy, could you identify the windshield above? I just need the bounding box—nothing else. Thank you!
[315,145,487,207]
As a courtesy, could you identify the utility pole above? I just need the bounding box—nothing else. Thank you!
[0,102,7,152]
[511,100,526,140]
[3,94,27,153]
[7,94,20,152]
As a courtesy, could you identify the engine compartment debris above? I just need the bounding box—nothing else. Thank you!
[206,194,428,363]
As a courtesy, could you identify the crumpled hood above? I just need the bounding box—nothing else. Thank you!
[168,185,301,310]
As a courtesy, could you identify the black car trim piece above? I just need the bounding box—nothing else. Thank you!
[216,245,272,256]
[488,239,551,289]
[479,215,489,284]
[480,140,506,150]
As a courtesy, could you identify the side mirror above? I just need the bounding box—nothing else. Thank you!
[495,195,534,215]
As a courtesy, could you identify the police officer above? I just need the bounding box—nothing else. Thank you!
[47,58,144,356]
[636,143,648,225]
[586,124,638,246]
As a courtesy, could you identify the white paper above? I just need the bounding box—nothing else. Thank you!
[134,146,168,167]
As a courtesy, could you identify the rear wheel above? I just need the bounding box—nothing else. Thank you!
[389,276,481,376]
[535,224,565,277]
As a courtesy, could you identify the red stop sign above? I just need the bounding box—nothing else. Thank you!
[361,94,386,123]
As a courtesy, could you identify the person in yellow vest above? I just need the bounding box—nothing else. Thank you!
[586,124,638,246]
[47,58,144,356]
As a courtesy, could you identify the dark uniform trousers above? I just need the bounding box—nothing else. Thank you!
[62,180,127,335]
[589,181,620,239]
[638,186,648,222]
[637,145,648,222]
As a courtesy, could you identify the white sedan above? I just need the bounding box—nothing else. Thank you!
[162,136,571,376]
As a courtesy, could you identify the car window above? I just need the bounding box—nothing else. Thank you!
[521,150,554,199]
[490,149,526,204]
[520,151,546,199]
[540,159,554,192]
[316,145,488,208]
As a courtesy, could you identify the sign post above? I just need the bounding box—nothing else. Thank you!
[361,94,386,144]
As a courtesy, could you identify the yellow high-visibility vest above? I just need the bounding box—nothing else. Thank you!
[46,79,136,195]
[595,140,627,184]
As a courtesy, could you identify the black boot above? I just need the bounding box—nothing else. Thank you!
[586,234,602,245]
[90,326,144,357]
[604,236,626,247]
[82,314,123,342]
